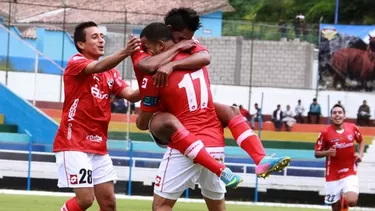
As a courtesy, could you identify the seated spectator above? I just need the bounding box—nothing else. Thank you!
[272,104,283,131]
[251,103,263,129]
[294,99,305,123]
[357,100,371,126]
[239,105,251,123]
[283,105,296,131]
[308,98,321,124]
[111,97,127,114]
[130,102,136,114]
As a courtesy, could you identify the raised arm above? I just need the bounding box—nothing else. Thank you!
[137,39,197,75]
[83,37,140,75]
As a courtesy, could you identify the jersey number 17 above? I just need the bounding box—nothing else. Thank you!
[178,69,208,112]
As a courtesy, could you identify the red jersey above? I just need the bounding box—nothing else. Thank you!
[131,43,208,91]
[53,54,128,154]
[315,122,363,181]
[135,52,224,147]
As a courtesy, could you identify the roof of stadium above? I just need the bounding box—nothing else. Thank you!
[0,0,234,25]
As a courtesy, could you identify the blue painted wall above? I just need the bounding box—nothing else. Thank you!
[0,83,58,145]
[133,11,223,37]
[0,11,223,74]
[0,25,76,74]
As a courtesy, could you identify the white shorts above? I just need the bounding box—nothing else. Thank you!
[324,175,359,204]
[55,151,118,188]
[154,147,226,200]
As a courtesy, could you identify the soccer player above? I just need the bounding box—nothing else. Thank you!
[53,21,141,211]
[315,104,365,211]
[134,7,290,179]
[136,22,240,211]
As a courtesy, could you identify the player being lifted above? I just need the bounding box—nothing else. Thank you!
[315,104,365,211]
[133,7,290,179]
[136,22,240,211]
[53,21,140,211]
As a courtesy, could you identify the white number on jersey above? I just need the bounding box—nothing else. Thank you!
[178,69,208,112]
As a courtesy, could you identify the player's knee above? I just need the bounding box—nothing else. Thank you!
[99,195,116,211]
[76,194,95,209]
[162,115,183,132]
[346,197,358,207]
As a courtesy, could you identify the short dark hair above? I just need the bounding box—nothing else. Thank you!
[74,21,98,53]
[164,7,202,32]
[330,104,346,114]
[140,22,172,42]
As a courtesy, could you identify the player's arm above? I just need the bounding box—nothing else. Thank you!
[153,45,210,87]
[354,125,365,163]
[314,132,336,158]
[137,39,197,74]
[83,37,140,75]
[118,87,141,103]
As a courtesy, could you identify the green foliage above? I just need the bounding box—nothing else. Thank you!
[224,0,375,24]
[0,59,14,71]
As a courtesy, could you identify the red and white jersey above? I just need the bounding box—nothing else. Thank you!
[53,54,128,155]
[136,51,225,148]
[315,122,363,181]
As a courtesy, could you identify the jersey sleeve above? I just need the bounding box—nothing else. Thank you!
[65,55,92,76]
[131,47,151,68]
[315,131,327,151]
[112,69,129,96]
[353,125,363,143]
[140,76,160,113]
[190,43,209,54]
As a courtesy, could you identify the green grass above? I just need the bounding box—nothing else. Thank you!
[0,194,327,211]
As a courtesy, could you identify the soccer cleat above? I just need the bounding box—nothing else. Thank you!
[220,167,243,188]
[255,155,291,179]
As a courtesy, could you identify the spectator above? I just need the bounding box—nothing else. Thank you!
[357,100,371,126]
[251,103,262,129]
[239,105,251,123]
[294,99,305,123]
[272,104,283,131]
[130,102,136,114]
[283,105,296,131]
[111,97,127,114]
[308,98,321,124]
[278,17,287,40]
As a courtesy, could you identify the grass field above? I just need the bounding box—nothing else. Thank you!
[0,193,328,211]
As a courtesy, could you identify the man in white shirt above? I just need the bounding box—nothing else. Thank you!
[294,99,305,123]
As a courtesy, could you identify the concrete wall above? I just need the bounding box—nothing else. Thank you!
[106,34,315,89]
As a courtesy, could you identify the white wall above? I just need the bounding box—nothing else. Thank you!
[1,71,374,119]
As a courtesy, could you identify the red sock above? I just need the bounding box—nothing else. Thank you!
[169,128,225,177]
[228,115,266,165]
[61,197,83,211]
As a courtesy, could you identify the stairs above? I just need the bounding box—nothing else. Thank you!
[0,113,37,151]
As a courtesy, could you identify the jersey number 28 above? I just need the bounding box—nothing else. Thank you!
[178,69,208,112]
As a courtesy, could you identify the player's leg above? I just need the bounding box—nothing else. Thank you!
[152,148,199,211]
[213,102,291,178]
[56,151,95,211]
[199,147,226,211]
[324,180,342,211]
[149,112,242,188]
[340,175,359,210]
[92,154,118,211]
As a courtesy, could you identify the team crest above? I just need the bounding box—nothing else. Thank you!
[107,78,114,89]
[347,135,353,141]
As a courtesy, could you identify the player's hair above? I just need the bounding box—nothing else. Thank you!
[330,104,346,114]
[140,22,172,42]
[164,7,202,32]
[74,21,98,53]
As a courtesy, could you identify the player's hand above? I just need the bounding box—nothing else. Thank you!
[176,39,197,51]
[355,153,363,165]
[153,62,174,87]
[326,146,336,157]
[124,35,141,56]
